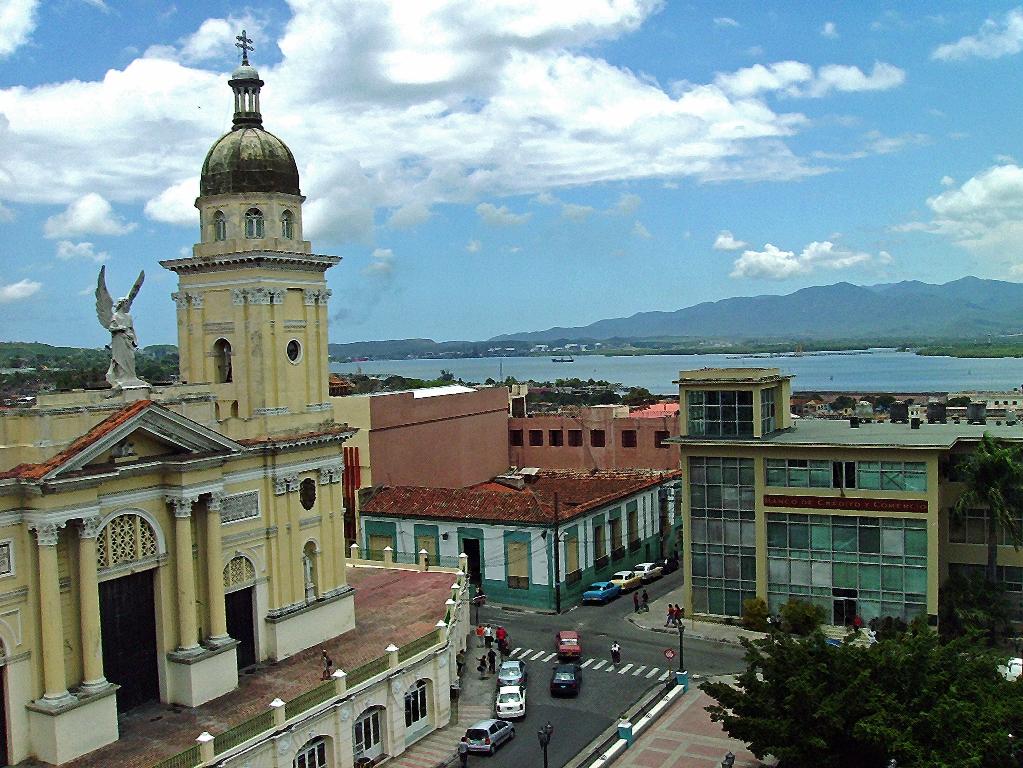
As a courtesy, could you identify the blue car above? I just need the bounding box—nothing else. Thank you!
[582,581,621,605]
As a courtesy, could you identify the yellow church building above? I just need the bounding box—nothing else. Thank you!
[0,52,361,765]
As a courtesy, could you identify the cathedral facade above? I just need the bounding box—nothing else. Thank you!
[0,54,361,765]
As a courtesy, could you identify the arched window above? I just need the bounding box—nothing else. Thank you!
[281,210,294,239]
[293,737,329,768]
[354,708,384,762]
[213,338,232,383]
[213,210,227,241]
[405,680,429,730]
[97,513,160,571]
[303,540,319,601]
[245,208,264,238]
[300,478,316,510]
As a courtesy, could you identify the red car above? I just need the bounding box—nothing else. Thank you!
[555,630,581,659]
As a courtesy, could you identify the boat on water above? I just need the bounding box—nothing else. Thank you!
[551,356,575,363]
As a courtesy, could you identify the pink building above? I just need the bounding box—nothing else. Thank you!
[508,403,680,471]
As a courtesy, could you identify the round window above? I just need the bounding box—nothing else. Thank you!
[300,478,316,510]
[287,339,302,363]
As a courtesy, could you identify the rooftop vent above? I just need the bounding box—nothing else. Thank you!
[911,417,921,430]
[850,417,860,428]
[926,400,947,424]
[890,401,909,423]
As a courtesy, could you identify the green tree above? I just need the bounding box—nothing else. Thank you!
[952,433,1023,582]
[703,630,1023,768]
[938,570,1011,644]
[947,395,972,407]
[832,395,855,411]
[621,387,655,407]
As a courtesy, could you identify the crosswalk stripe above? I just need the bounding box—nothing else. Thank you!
[657,670,670,681]
[617,663,634,675]
[645,667,659,679]
[530,650,546,661]
[592,659,607,670]
[542,653,556,663]
[580,658,594,668]
[605,664,616,672]
[510,647,522,657]
[633,665,647,676]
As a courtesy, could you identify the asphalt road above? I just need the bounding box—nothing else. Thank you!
[464,574,746,768]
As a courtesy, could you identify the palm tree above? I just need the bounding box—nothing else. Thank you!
[952,432,1023,582]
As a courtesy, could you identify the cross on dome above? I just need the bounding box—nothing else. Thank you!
[235,30,253,66]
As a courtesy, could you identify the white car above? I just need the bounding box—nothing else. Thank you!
[999,657,1022,681]
[633,562,663,583]
[495,685,526,719]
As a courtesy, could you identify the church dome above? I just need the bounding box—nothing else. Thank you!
[199,44,301,198]
[200,127,301,197]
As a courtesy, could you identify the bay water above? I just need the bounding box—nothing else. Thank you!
[331,349,1023,396]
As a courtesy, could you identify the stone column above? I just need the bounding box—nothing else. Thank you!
[33,522,72,703]
[205,493,229,644]
[78,516,107,692]
[168,496,201,654]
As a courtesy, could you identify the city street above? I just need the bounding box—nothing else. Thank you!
[464,575,746,768]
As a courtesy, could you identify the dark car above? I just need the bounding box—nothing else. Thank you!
[656,556,679,575]
[550,663,582,696]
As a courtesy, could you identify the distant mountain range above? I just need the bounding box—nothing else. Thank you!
[489,277,1023,343]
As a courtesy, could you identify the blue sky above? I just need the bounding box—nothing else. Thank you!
[2,1,1023,347]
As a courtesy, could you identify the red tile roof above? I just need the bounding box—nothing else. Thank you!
[0,399,153,480]
[362,469,682,525]
[629,402,679,418]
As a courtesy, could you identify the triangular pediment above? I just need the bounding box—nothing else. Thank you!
[43,401,243,480]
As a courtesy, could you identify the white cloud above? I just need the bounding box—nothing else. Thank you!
[714,17,739,28]
[387,201,432,229]
[811,131,930,161]
[0,278,40,302]
[940,175,955,187]
[912,164,1023,259]
[44,193,136,237]
[611,193,641,216]
[730,240,874,279]
[713,230,747,250]
[465,239,481,253]
[715,60,904,99]
[81,0,110,12]
[0,0,38,58]
[55,240,109,263]
[362,247,395,275]
[0,201,13,222]
[561,203,594,221]
[533,192,558,205]
[932,7,1023,61]
[0,2,911,241]
[632,220,651,238]
[821,21,838,38]
[476,203,531,226]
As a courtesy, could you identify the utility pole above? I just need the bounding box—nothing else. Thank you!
[553,492,562,614]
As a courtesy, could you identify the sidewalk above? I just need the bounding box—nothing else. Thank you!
[382,638,495,768]
[627,591,767,646]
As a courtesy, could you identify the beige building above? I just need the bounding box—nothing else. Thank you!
[674,368,1023,627]
[0,55,442,767]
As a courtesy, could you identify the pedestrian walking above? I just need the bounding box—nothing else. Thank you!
[475,624,485,647]
[424,553,430,571]
[458,736,470,767]
[664,605,675,627]
[496,625,508,647]
[610,641,622,666]
[320,649,334,680]
[456,649,466,675]
[672,603,683,625]
[633,592,640,613]
[487,648,497,674]
[484,624,495,649]
[641,589,650,612]
[477,655,487,679]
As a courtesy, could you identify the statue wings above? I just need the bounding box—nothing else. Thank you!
[95,266,145,329]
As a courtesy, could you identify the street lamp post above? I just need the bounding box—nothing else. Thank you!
[538,721,554,768]
[678,623,685,672]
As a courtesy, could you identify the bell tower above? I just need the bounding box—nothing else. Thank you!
[160,33,338,438]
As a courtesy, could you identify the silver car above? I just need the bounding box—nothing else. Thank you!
[465,718,515,754]
[497,659,527,687]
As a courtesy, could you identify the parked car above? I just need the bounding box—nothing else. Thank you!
[550,663,582,696]
[497,659,527,688]
[495,685,526,719]
[555,630,581,659]
[610,570,643,592]
[465,719,516,754]
[582,581,621,604]
[655,556,679,575]
[633,562,663,582]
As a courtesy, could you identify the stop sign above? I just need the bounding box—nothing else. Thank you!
[664,649,676,660]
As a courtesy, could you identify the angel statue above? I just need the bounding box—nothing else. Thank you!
[95,265,147,389]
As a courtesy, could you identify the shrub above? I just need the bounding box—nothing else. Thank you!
[779,599,826,636]
[742,597,770,631]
